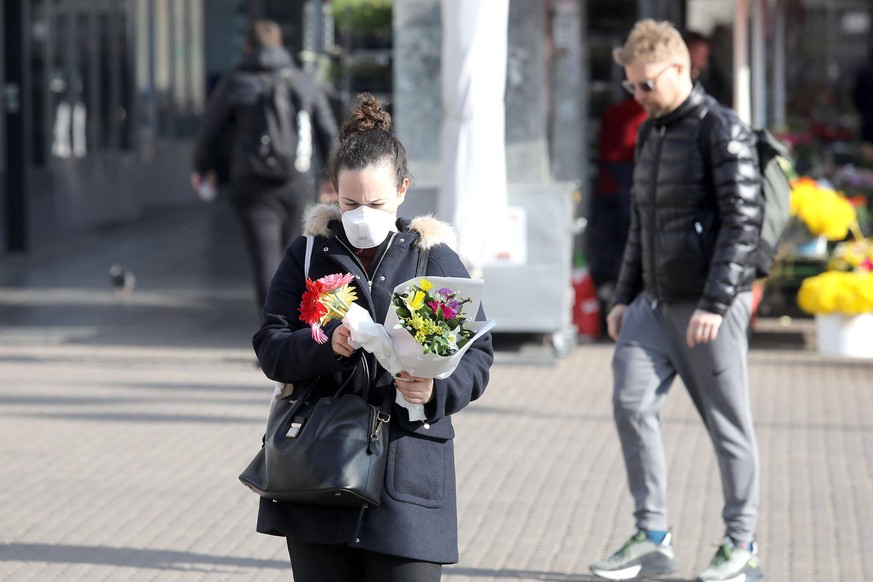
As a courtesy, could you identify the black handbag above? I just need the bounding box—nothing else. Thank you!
[239,356,393,507]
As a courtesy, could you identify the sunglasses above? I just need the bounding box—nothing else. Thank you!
[621,64,676,95]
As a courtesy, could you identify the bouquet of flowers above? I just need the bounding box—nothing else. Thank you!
[391,278,474,357]
[343,276,496,420]
[828,238,873,273]
[298,273,358,343]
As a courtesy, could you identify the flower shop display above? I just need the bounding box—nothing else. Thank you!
[796,239,873,358]
[788,177,857,243]
[343,276,496,420]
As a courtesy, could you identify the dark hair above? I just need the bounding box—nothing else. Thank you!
[327,93,410,190]
[245,20,282,49]
[683,30,710,49]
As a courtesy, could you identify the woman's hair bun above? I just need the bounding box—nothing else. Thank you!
[338,92,392,142]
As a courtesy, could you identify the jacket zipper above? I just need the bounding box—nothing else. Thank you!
[336,231,397,289]
[649,125,666,309]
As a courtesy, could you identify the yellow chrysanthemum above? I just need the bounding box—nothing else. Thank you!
[790,178,857,241]
[798,271,873,315]
[418,278,433,291]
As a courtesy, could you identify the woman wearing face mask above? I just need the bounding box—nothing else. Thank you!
[251,93,494,582]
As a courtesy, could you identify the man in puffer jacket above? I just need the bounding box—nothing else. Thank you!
[589,20,765,582]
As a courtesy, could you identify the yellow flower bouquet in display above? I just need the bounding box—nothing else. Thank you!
[789,177,857,241]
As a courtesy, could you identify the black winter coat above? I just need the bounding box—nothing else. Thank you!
[192,47,337,188]
[613,85,763,316]
[250,204,494,564]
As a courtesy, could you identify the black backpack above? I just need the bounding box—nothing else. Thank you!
[637,109,792,278]
[241,68,311,182]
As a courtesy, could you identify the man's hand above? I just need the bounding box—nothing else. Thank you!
[686,309,724,347]
[606,304,628,341]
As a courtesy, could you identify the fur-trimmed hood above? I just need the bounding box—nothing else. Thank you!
[303,203,457,250]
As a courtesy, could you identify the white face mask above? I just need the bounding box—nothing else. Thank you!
[341,206,397,249]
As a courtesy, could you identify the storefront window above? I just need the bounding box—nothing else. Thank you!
[28,0,135,163]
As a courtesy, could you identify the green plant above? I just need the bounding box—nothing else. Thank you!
[332,0,392,36]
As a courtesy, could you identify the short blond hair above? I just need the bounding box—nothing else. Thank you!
[613,19,690,67]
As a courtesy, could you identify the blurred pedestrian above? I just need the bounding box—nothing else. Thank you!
[853,47,873,146]
[192,20,338,313]
[251,93,493,582]
[589,19,764,582]
[588,95,646,316]
[684,30,730,106]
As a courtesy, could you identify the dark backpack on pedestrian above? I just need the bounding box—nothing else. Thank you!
[638,108,792,278]
[745,126,792,277]
[240,68,311,182]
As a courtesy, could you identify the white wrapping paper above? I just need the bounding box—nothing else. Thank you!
[344,276,496,420]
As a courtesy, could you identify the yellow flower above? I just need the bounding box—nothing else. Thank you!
[407,290,426,311]
[418,278,433,291]
[798,271,873,315]
[323,284,358,319]
[790,178,857,241]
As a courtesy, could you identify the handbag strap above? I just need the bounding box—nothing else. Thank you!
[304,235,314,278]
[415,245,430,277]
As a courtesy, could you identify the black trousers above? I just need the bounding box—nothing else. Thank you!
[230,179,309,313]
[286,538,442,582]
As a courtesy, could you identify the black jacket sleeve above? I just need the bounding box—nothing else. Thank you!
[252,237,351,384]
[612,121,651,307]
[699,114,764,315]
[417,245,493,422]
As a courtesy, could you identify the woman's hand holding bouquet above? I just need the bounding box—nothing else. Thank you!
[343,276,496,420]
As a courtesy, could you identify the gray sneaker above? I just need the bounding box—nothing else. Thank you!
[590,530,678,580]
[697,537,764,582]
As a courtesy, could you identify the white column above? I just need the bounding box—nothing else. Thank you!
[733,0,751,124]
[772,0,787,127]
[438,0,510,271]
[751,0,766,127]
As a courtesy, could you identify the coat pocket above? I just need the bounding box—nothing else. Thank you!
[385,426,452,508]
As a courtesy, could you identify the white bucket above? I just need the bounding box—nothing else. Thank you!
[815,313,873,359]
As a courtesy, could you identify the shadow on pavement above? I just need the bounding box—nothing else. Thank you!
[0,542,288,572]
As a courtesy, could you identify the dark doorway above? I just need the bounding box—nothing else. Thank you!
[3,0,29,252]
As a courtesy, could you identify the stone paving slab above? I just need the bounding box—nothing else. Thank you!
[1,203,871,581]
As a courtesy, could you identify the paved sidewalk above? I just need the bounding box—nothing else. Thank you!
[1,202,871,581]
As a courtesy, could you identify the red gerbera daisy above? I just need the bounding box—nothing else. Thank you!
[299,279,329,326]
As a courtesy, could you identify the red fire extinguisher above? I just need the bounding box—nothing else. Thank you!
[572,260,601,341]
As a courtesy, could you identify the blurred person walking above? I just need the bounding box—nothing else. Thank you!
[588,95,646,319]
[683,30,729,106]
[192,20,338,313]
[588,20,764,582]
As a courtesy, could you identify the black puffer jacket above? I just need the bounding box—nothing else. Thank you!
[613,85,763,316]
[192,46,337,186]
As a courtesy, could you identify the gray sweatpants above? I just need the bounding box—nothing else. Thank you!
[612,291,759,545]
